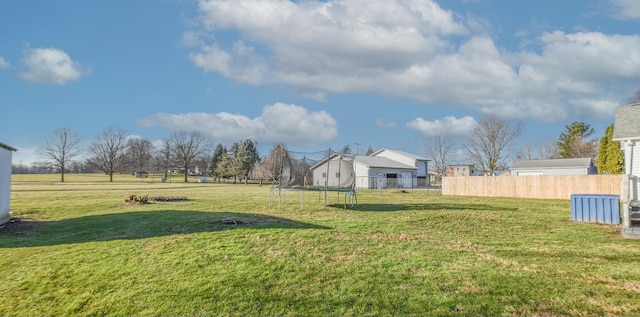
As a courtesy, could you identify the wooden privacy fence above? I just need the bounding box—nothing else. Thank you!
[442,175,622,200]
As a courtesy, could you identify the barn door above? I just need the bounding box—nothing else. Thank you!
[402,172,412,188]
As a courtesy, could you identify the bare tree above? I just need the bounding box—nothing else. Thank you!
[153,139,173,180]
[37,127,82,182]
[250,144,286,185]
[167,131,212,182]
[516,140,558,160]
[88,126,129,182]
[424,133,455,178]
[125,137,153,174]
[465,116,524,175]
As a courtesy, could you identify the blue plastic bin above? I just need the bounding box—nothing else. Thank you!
[570,194,620,225]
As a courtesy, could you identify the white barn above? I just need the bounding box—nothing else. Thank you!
[0,142,17,225]
[353,155,418,189]
[310,149,430,189]
[510,158,597,176]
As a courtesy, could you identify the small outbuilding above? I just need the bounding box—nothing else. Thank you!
[510,158,597,176]
[0,141,17,225]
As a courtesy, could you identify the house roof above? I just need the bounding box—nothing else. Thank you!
[355,156,417,170]
[511,158,593,170]
[372,148,429,161]
[0,141,17,152]
[613,103,640,140]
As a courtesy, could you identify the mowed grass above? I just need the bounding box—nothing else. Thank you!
[2,174,640,316]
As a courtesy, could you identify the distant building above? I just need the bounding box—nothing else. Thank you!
[310,149,430,189]
[510,158,597,176]
[446,164,478,177]
[0,141,17,225]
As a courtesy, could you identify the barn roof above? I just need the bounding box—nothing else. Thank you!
[372,148,429,161]
[0,141,17,152]
[309,154,417,170]
[613,103,640,140]
[355,156,417,170]
[511,158,593,169]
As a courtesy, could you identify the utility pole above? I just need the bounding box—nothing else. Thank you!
[354,142,361,155]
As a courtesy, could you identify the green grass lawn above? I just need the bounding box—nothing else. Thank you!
[2,174,640,316]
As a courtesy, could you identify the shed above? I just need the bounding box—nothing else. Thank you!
[510,158,597,176]
[0,141,17,225]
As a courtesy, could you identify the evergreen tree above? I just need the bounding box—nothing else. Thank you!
[557,121,598,158]
[209,143,226,182]
[236,139,260,184]
[229,142,241,183]
[216,150,233,182]
[597,124,624,174]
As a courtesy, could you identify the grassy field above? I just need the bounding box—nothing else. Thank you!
[2,174,640,316]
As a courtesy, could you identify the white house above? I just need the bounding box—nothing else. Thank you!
[0,142,17,225]
[613,103,640,183]
[613,103,640,238]
[310,149,430,189]
[510,158,597,176]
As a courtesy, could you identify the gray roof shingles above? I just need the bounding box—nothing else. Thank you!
[613,103,640,140]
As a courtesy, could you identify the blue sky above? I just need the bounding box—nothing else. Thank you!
[2,0,640,165]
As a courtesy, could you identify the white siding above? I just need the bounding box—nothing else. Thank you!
[354,161,371,189]
[633,145,640,177]
[0,148,12,224]
[374,149,428,177]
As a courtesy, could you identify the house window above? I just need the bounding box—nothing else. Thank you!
[336,172,340,178]
[322,172,327,178]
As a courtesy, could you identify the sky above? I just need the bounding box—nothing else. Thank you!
[2,0,640,166]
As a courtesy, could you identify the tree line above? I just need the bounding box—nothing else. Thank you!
[12,114,628,182]
[13,126,265,183]
[425,117,624,178]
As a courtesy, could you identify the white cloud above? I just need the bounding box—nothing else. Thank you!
[180,31,202,47]
[375,119,396,128]
[610,0,640,19]
[187,0,640,122]
[0,57,9,69]
[406,116,477,137]
[20,48,85,84]
[137,103,338,145]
